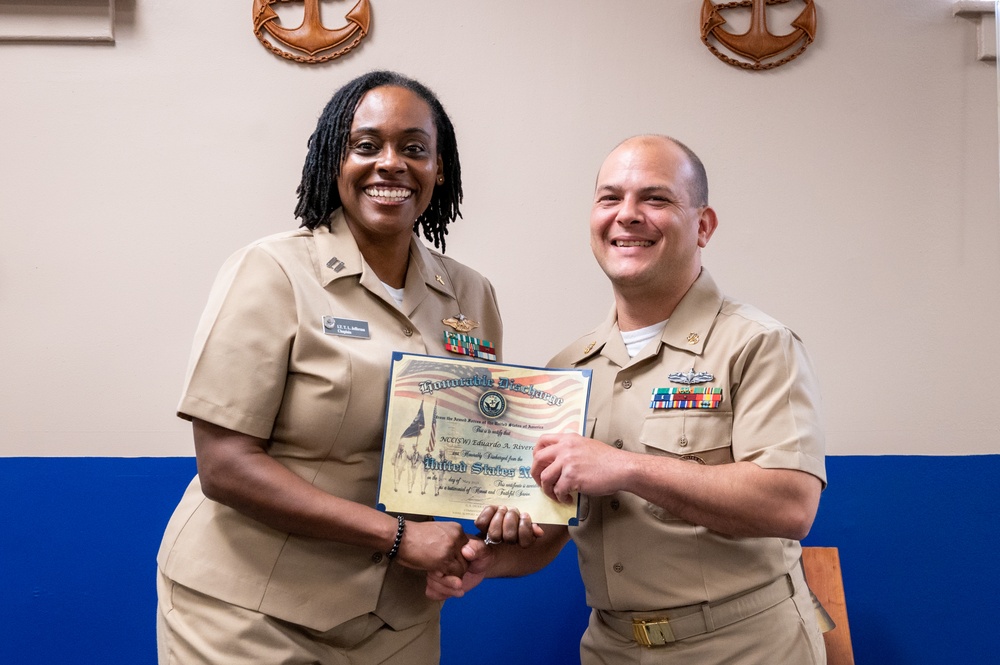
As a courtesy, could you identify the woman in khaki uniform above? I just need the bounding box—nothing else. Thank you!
[156,71,503,664]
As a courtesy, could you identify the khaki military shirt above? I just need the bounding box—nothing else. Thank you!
[157,210,503,631]
[549,270,824,612]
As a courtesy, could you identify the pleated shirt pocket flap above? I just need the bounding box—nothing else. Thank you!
[639,412,735,466]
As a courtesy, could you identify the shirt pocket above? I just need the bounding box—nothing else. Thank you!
[639,411,734,522]
[638,411,735,465]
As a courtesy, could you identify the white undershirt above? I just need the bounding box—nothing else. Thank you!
[381,282,405,308]
[620,320,668,358]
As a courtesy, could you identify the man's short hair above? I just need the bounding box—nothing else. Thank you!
[614,135,709,207]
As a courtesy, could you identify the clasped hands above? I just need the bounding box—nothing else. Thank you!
[425,432,622,600]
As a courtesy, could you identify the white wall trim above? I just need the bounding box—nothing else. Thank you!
[0,0,115,43]
[954,0,996,61]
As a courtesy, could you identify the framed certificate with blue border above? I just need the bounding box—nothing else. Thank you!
[376,353,592,526]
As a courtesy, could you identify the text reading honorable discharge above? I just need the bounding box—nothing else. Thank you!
[377,352,592,525]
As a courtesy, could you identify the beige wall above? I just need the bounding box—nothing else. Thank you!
[1,1,997,457]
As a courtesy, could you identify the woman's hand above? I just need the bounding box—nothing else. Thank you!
[425,537,494,600]
[475,505,544,548]
[421,505,544,601]
[396,520,470,578]
[424,511,570,601]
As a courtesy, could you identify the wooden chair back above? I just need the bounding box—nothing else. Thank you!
[802,546,854,665]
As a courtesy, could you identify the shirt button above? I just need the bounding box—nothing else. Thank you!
[622,379,633,389]
[679,436,688,448]
[371,552,383,564]
[613,563,624,573]
[613,439,624,449]
[610,499,620,510]
[403,327,413,337]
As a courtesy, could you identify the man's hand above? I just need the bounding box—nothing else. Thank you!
[532,433,631,503]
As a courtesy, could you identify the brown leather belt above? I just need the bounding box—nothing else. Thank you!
[596,574,795,647]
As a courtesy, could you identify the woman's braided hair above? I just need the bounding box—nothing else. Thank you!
[294,70,463,251]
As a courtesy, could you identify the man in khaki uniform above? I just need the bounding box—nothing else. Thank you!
[432,135,827,664]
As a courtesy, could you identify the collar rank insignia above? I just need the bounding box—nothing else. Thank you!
[668,369,714,385]
[583,341,596,355]
[443,314,478,333]
[651,387,723,410]
[444,331,497,362]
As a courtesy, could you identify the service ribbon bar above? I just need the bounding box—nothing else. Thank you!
[444,331,497,362]
[650,387,723,410]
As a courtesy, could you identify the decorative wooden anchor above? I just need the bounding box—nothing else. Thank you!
[253,0,372,64]
[701,0,817,70]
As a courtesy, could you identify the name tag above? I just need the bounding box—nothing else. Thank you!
[323,316,370,339]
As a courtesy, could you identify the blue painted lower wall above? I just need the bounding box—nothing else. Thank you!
[1,456,997,664]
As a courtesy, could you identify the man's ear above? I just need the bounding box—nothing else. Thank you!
[697,207,719,248]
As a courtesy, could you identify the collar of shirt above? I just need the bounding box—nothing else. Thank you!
[568,269,725,368]
[311,208,458,315]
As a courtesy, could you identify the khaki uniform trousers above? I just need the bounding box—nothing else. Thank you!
[580,569,826,665]
[156,571,439,665]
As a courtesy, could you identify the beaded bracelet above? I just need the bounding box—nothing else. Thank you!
[387,515,405,559]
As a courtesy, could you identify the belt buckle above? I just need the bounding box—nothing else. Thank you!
[632,618,675,647]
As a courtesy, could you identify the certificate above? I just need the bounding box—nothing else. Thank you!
[376,353,592,525]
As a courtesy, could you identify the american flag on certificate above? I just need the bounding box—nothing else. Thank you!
[388,354,590,446]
